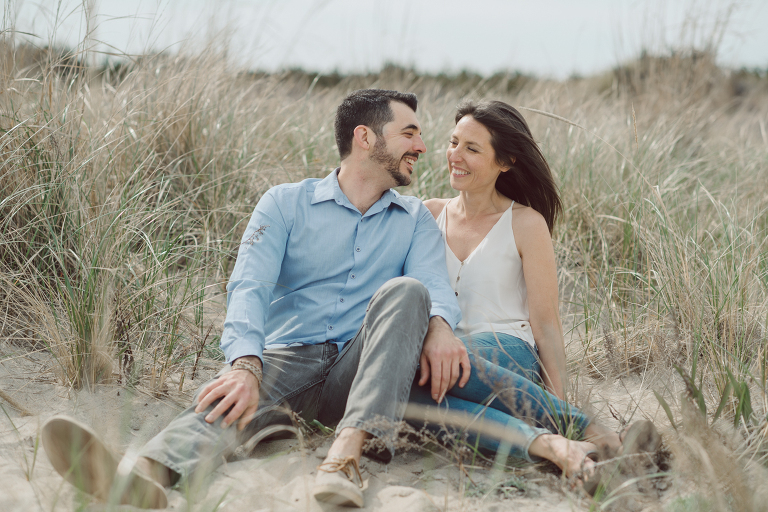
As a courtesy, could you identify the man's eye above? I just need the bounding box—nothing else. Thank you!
[449,140,457,146]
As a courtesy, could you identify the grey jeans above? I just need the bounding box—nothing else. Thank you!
[139,277,431,483]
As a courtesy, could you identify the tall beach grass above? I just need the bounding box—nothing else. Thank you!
[2,17,768,510]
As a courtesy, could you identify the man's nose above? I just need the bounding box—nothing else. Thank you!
[414,135,427,154]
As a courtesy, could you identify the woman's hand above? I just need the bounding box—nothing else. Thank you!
[195,356,262,431]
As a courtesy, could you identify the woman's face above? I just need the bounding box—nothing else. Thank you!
[446,116,507,193]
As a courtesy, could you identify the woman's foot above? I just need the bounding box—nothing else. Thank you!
[528,434,598,478]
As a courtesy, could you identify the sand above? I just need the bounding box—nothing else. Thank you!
[0,341,668,512]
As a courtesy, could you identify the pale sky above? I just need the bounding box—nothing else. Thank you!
[10,0,768,78]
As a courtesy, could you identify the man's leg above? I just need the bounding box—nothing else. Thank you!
[137,343,336,485]
[42,343,336,508]
[312,277,431,506]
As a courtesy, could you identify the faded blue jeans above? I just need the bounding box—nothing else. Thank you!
[407,332,590,462]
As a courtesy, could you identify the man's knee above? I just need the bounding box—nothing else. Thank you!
[374,277,431,310]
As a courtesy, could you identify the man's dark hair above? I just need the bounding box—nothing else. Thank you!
[334,89,418,160]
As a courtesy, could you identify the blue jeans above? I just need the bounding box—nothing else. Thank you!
[407,332,590,462]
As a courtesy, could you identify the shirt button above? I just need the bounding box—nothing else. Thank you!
[328,325,334,330]
[455,291,459,296]
[339,298,344,303]
[350,274,356,279]
[355,247,361,252]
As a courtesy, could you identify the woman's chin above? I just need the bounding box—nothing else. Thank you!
[449,176,467,191]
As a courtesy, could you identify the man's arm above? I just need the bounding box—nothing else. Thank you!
[404,203,468,403]
[220,190,288,363]
[197,190,289,429]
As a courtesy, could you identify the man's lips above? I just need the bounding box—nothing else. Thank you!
[403,155,418,173]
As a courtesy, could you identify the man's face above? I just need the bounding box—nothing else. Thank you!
[369,101,427,187]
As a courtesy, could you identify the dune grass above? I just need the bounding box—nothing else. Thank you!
[2,19,768,510]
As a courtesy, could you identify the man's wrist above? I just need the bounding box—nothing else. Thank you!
[234,355,263,369]
[428,315,451,330]
[232,356,263,386]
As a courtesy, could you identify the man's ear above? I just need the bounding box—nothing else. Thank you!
[353,125,373,152]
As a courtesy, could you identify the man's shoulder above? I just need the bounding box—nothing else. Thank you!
[268,178,320,196]
[263,178,321,205]
[391,191,428,217]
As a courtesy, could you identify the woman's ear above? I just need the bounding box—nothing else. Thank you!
[500,156,515,172]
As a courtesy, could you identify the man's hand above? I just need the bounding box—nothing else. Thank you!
[195,356,262,431]
[418,316,470,403]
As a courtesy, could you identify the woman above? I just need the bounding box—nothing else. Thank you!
[408,100,656,480]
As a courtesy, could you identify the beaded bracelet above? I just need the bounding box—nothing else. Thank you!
[232,358,263,386]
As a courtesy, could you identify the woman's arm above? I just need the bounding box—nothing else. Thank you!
[513,207,568,400]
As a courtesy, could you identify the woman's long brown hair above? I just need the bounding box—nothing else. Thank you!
[455,101,562,234]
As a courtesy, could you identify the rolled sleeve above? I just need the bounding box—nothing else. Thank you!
[220,191,289,363]
[403,205,462,330]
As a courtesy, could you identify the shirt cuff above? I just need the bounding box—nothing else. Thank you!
[429,307,459,331]
[224,345,264,365]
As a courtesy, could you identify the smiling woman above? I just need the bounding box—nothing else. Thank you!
[407,100,660,486]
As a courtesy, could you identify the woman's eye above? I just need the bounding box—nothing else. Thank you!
[449,140,457,146]
[468,147,477,153]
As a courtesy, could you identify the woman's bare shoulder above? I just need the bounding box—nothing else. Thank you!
[511,204,550,241]
[423,198,450,219]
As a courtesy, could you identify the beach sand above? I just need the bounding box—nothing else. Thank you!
[0,343,666,512]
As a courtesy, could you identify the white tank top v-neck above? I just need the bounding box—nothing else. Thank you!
[437,200,535,347]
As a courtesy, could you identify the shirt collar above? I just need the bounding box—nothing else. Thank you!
[311,168,408,213]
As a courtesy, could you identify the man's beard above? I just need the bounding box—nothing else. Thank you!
[371,137,411,187]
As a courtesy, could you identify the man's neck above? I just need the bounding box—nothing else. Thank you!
[337,162,392,214]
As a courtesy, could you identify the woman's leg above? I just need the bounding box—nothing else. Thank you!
[407,384,549,461]
[459,333,621,454]
[408,384,598,476]
[462,332,541,382]
[450,334,590,438]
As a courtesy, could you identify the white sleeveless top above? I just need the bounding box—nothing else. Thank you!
[437,201,536,347]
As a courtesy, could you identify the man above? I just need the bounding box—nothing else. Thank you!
[42,89,470,509]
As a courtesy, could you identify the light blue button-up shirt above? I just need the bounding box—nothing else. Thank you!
[220,169,462,363]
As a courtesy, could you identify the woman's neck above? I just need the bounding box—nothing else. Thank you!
[455,188,510,219]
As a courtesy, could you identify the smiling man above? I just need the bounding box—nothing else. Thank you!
[42,89,469,509]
